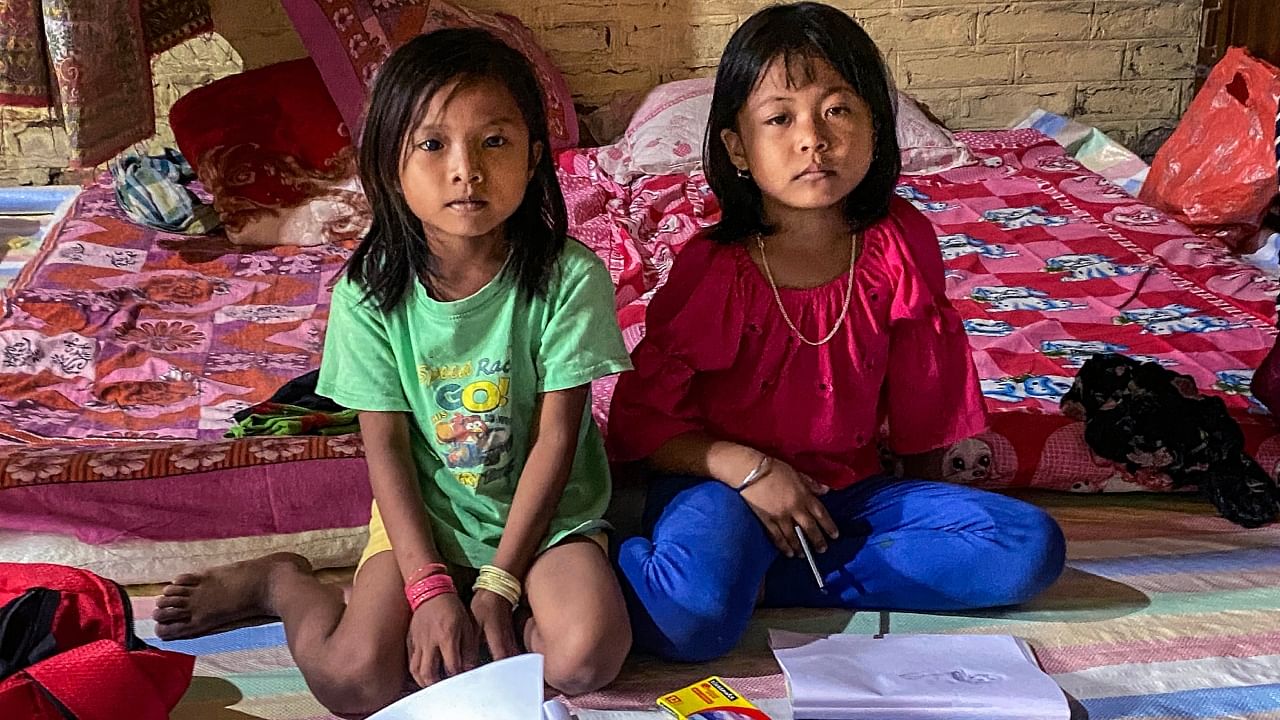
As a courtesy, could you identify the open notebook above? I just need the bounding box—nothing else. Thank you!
[770,630,1070,720]
[367,653,572,720]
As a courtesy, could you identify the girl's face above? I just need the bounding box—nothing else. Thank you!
[399,78,541,245]
[721,56,874,220]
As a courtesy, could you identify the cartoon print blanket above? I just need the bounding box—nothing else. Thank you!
[561,130,1280,493]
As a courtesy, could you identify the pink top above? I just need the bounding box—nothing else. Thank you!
[607,197,987,490]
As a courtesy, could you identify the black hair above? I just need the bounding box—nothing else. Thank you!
[704,2,900,244]
[347,28,567,312]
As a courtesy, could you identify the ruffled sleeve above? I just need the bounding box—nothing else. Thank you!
[607,237,745,462]
[882,200,987,454]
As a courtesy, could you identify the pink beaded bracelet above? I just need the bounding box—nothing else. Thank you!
[405,573,456,611]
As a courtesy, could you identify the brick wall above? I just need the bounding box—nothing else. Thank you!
[0,0,1202,185]
[513,0,1201,154]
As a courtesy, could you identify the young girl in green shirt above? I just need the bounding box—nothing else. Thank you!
[152,29,632,713]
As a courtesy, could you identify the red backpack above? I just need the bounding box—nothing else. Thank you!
[0,563,194,719]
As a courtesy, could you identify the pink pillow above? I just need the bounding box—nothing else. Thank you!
[594,77,714,182]
[590,80,973,182]
[280,0,577,150]
[896,93,975,175]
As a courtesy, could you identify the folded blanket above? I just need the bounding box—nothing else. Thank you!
[1012,109,1149,196]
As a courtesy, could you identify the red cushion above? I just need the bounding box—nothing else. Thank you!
[169,58,354,212]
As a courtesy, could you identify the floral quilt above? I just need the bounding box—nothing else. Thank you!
[0,173,358,488]
[0,175,350,445]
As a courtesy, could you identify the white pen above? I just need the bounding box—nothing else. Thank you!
[794,525,826,592]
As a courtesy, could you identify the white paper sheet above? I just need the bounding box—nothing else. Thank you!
[368,653,548,720]
[770,630,1069,720]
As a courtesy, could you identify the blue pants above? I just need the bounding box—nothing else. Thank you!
[616,475,1066,662]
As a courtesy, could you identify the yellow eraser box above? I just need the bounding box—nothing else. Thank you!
[656,676,771,720]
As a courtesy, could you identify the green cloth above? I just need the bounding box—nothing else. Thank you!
[225,404,360,439]
[316,241,631,567]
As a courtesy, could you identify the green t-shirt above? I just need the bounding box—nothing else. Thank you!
[316,241,632,567]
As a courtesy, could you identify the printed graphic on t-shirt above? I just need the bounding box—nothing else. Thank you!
[420,357,514,488]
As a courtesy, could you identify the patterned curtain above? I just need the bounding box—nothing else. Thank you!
[0,0,212,169]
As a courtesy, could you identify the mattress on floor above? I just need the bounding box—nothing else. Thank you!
[555,131,1280,492]
[0,435,371,582]
[0,176,372,580]
[920,130,1279,491]
[0,525,366,586]
[136,492,1280,720]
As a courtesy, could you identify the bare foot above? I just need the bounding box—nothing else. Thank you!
[152,552,312,640]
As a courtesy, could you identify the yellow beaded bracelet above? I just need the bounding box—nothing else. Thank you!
[473,565,521,607]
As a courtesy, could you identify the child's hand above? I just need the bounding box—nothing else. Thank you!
[740,460,839,557]
[471,589,521,661]
[407,592,479,687]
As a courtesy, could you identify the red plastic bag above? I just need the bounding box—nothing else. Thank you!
[0,563,194,719]
[1141,47,1280,250]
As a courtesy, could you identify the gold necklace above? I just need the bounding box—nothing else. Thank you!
[757,233,858,347]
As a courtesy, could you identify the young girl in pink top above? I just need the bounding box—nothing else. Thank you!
[608,2,1065,662]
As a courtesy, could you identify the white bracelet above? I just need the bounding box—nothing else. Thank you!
[736,455,772,491]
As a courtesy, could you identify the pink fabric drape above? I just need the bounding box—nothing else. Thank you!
[0,0,212,168]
